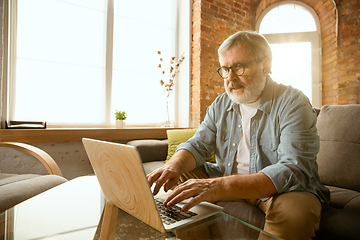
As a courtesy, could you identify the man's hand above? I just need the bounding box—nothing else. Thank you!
[162,173,278,212]
[163,178,224,212]
[147,165,181,195]
[147,149,197,196]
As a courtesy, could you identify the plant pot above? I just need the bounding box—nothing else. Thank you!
[115,120,125,128]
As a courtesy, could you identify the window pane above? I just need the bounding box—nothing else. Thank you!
[259,4,316,34]
[14,0,106,125]
[13,0,180,127]
[270,42,312,102]
[112,0,176,125]
[15,60,105,123]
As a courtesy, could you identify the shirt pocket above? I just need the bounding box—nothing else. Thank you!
[259,136,280,163]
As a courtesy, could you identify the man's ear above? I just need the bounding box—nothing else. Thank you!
[261,57,271,76]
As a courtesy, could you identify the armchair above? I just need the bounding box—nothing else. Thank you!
[0,142,68,213]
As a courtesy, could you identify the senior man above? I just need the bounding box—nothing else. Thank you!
[147,31,330,239]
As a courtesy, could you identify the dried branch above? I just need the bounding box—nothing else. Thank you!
[157,51,185,93]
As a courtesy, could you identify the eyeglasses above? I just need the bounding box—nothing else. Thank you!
[217,59,261,79]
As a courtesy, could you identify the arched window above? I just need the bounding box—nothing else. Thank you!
[256,2,322,107]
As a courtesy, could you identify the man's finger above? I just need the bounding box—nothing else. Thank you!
[165,187,198,207]
[153,180,162,195]
[182,196,202,212]
[153,173,170,195]
[163,177,178,192]
[147,165,182,196]
[163,182,186,205]
[147,170,160,187]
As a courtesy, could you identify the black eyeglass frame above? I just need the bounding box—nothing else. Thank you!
[216,59,261,79]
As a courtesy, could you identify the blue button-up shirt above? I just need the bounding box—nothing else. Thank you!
[177,77,330,206]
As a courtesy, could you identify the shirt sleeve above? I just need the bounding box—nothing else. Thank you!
[260,93,320,194]
[176,98,219,168]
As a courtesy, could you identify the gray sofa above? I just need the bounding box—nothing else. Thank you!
[127,104,360,240]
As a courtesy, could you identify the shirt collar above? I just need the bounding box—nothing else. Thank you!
[227,100,239,113]
[258,75,274,115]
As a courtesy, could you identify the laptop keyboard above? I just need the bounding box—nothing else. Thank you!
[155,198,198,225]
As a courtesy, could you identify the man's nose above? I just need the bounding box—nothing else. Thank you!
[227,69,238,82]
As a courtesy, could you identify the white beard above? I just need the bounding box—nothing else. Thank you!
[225,70,266,104]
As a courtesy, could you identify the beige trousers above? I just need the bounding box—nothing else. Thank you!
[179,167,322,240]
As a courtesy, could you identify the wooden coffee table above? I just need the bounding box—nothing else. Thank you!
[2,176,281,240]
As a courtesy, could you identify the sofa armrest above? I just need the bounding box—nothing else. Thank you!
[127,139,168,163]
[0,142,63,176]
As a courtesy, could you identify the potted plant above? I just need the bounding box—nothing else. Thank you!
[114,110,127,128]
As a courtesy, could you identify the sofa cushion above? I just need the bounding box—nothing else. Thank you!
[0,174,68,213]
[143,161,165,175]
[166,129,198,162]
[315,205,360,240]
[344,194,360,211]
[326,185,360,209]
[316,105,360,192]
[0,173,16,180]
[166,129,216,163]
[126,139,168,163]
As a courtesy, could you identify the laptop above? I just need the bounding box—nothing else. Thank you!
[82,138,223,233]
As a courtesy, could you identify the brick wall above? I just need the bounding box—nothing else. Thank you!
[336,0,360,104]
[191,0,253,127]
[191,0,360,126]
[318,0,339,105]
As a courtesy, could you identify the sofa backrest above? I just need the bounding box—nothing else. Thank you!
[316,104,360,192]
[126,139,168,163]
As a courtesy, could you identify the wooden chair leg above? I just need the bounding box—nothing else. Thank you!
[100,201,118,240]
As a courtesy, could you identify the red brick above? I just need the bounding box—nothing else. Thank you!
[190,0,360,121]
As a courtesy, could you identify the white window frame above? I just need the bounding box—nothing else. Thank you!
[175,0,192,128]
[256,1,322,108]
[1,0,191,128]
